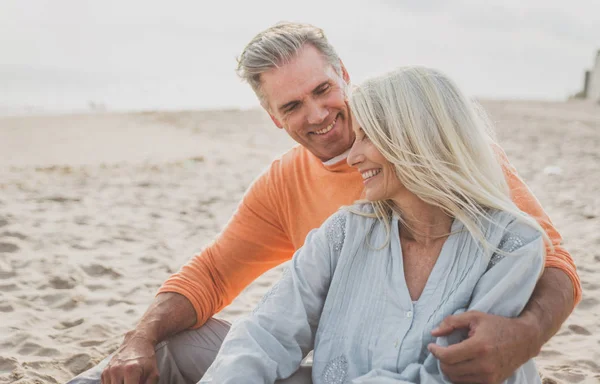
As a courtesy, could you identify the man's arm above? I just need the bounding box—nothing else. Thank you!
[127,292,197,345]
[520,267,574,354]
[101,293,196,384]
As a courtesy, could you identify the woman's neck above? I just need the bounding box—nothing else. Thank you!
[391,191,453,246]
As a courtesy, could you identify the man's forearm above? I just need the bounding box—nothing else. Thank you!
[128,292,197,345]
[519,267,575,356]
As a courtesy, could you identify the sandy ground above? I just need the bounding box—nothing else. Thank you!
[0,100,598,383]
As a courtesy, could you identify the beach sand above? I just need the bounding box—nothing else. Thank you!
[0,100,598,383]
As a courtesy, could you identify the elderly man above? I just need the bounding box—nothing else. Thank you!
[70,22,580,384]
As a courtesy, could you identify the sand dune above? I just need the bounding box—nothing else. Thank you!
[0,100,598,383]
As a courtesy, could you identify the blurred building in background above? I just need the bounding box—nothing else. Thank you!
[577,50,600,102]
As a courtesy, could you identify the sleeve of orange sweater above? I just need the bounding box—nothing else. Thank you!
[499,149,581,306]
[157,160,295,328]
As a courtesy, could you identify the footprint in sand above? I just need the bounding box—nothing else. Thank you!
[552,371,587,383]
[81,264,122,279]
[79,340,104,347]
[541,378,559,384]
[567,324,592,335]
[0,283,18,292]
[107,298,134,307]
[581,281,598,291]
[0,242,19,253]
[1,231,27,240]
[140,256,158,264]
[48,275,78,289]
[0,262,16,279]
[85,283,107,292]
[539,349,562,359]
[42,196,81,203]
[74,215,90,226]
[0,357,18,374]
[36,347,61,357]
[54,318,84,330]
[64,353,93,375]
[577,297,599,310]
[41,292,69,306]
[17,342,43,355]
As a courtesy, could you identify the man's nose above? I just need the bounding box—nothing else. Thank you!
[306,100,328,125]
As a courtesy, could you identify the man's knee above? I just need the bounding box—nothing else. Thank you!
[154,318,231,382]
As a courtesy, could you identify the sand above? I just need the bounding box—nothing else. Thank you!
[0,100,598,383]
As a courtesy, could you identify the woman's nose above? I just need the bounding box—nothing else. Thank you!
[347,140,364,168]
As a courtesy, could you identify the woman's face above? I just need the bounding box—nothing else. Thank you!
[347,113,405,202]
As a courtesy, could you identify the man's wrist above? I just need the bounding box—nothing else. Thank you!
[124,327,159,346]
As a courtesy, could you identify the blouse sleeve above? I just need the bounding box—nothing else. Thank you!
[199,211,348,384]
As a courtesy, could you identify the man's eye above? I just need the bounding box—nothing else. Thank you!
[317,85,330,94]
[286,104,298,113]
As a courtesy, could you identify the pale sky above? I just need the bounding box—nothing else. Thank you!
[1,0,599,112]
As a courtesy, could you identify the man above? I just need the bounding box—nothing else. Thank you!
[70,22,580,384]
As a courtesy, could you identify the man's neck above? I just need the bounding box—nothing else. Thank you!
[322,149,351,166]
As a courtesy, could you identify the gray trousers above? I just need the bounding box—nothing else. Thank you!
[67,318,312,384]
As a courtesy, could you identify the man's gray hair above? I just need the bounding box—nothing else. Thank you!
[236,22,342,106]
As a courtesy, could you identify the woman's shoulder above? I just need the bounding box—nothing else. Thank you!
[323,203,374,231]
[484,209,542,249]
[318,203,376,249]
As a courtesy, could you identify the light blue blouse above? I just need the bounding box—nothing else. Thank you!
[200,205,544,384]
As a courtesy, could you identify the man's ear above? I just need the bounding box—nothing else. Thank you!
[340,60,350,84]
[269,113,284,129]
[263,101,283,129]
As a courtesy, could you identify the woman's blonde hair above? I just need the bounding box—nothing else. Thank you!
[349,66,548,253]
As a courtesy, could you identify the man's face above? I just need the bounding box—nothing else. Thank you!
[261,44,354,162]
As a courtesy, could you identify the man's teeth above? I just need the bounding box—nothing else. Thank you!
[362,169,381,180]
[314,119,336,135]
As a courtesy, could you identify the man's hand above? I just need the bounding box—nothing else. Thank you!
[428,311,540,384]
[101,332,159,384]
[99,292,198,384]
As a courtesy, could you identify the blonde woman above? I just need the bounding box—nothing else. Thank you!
[200,66,546,384]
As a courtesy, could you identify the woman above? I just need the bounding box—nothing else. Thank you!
[200,66,546,383]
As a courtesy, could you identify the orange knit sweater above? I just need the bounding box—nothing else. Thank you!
[159,145,581,328]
